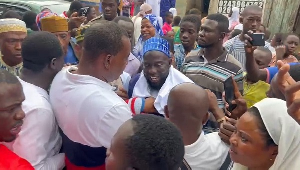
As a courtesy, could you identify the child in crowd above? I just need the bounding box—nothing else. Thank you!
[162,11,173,35]
[105,114,187,170]
[172,16,181,34]
[244,47,272,108]
[166,30,175,39]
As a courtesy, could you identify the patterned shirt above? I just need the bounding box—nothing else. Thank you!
[182,50,244,109]
[174,44,200,70]
[224,35,273,69]
[0,56,22,76]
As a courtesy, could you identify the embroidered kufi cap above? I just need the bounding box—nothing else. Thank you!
[0,18,26,34]
[75,24,91,43]
[143,37,171,58]
[40,15,68,33]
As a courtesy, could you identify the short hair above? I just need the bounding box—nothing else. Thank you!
[282,33,299,43]
[83,22,128,57]
[126,115,184,170]
[256,47,272,58]
[2,10,21,19]
[162,36,174,53]
[0,70,20,84]
[112,16,133,25]
[22,11,37,28]
[206,13,229,33]
[69,1,83,12]
[22,31,63,72]
[187,8,201,15]
[241,5,262,17]
[289,64,300,82]
[180,14,201,32]
[165,11,173,17]
[173,16,181,26]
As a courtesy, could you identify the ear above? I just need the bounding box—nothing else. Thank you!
[202,112,209,125]
[168,57,172,66]
[270,145,278,160]
[104,54,113,70]
[220,32,226,40]
[164,105,170,119]
[50,58,57,70]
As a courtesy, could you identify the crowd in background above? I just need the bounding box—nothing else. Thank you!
[0,0,300,169]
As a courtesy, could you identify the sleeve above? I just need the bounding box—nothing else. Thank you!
[98,105,132,148]
[128,73,140,98]
[265,67,278,84]
[11,108,65,170]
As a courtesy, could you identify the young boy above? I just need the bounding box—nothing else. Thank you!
[105,114,187,170]
[244,47,273,108]
[172,15,181,34]
[162,11,173,35]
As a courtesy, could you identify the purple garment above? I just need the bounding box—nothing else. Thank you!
[124,53,141,77]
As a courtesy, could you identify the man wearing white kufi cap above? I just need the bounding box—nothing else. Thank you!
[0,18,27,76]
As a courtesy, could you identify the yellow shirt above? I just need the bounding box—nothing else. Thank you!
[243,73,270,108]
[0,55,23,76]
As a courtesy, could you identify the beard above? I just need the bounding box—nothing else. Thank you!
[198,43,214,48]
[146,75,168,91]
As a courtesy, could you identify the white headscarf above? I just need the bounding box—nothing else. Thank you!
[229,7,240,29]
[232,98,300,170]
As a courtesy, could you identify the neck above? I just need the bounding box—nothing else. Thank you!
[19,69,53,91]
[76,59,108,82]
[202,44,224,61]
[1,56,22,67]
[248,163,273,170]
[178,124,203,146]
[183,45,194,54]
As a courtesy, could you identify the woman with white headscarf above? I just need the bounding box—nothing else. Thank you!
[132,3,152,43]
[229,98,300,170]
[228,7,240,31]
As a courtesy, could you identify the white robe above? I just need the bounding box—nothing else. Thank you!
[132,66,193,115]
[146,0,161,17]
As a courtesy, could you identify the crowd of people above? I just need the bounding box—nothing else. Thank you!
[0,0,300,169]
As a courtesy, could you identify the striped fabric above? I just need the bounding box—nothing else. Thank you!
[224,35,272,69]
[182,50,244,109]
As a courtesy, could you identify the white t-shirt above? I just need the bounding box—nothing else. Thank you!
[49,67,132,149]
[3,78,64,169]
[184,132,229,170]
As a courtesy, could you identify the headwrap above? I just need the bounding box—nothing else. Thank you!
[143,37,170,58]
[143,14,163,37]
[169,8,177,16]
[0,18,26,34]
[133,14,163,61]
[75,24,91,43]
[232,98,300,170]
[40,15,68,33]
[36,11,58,31]
[137,3,152,18]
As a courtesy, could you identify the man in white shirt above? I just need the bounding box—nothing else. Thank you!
[50,22,132,169]
[3,31,65,169]
[165,83,230,170]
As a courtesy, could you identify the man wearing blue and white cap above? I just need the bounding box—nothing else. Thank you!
[127,37,193,116]
[0,18,27,76]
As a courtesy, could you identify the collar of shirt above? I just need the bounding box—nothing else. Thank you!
[128,52,136,61]
[66,66,113,91]
[198,48,228,64]
[18,77,49,100]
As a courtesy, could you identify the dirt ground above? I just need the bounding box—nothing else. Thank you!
[175,0,186,17]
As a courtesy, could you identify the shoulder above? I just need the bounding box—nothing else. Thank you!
[223,37,235,47]
[226,53,243,68]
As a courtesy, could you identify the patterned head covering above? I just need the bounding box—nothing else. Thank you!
[36,11,57,30]
[75,24,91,43]
[143,37,170,58]
[143,14,163,37]
[40,15,68,33]
[0,18,26,34]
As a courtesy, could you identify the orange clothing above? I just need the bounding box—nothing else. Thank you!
[0,144,34,170]
[269,54,298,67]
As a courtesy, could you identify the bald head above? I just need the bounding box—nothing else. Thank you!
[241,5,262,17]
[167,83,209,121]
[0,70,20,84]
